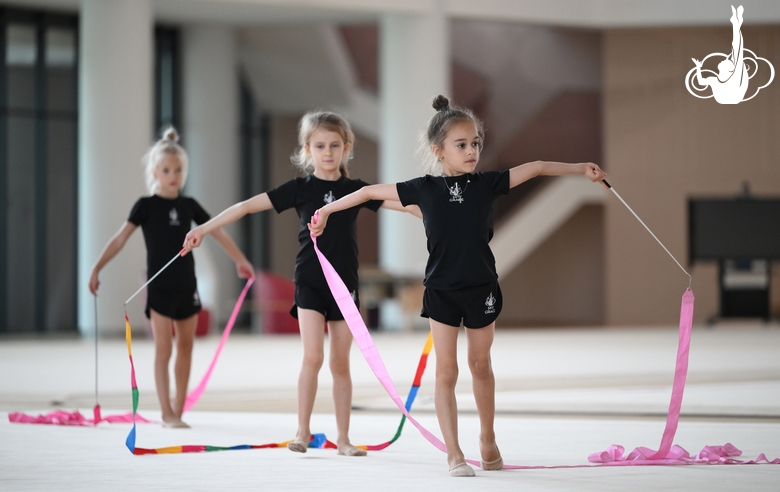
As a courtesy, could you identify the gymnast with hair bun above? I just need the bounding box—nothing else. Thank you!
[309,95,606,476]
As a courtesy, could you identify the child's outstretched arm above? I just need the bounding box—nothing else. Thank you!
[183,193,273,252]
[380,200,422,219]
[210,228,255,280]
[89,221,137,294]
[509,161,607,189]
[309,183,400,237]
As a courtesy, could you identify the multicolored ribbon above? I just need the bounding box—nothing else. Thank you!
[359,331,433,451]
[122,275,430,455]
[124,308,339,454]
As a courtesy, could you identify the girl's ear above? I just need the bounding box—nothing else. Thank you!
[304,144,312,157]
[431,144,443,160]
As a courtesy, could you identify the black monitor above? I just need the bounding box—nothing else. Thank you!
[688,198,780,262]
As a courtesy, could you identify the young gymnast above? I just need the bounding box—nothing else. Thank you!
[183,111,420,456]
[309,95,606,476]
[89,128,254,428]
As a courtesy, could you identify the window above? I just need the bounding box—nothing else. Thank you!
[0,8,78,333]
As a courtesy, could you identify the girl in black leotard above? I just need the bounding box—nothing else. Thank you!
[89,128,253,428]
[310,96,606,476]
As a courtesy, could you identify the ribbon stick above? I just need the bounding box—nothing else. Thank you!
[125,248,185,306]
[311,212,779,468]
[602,180,692,288]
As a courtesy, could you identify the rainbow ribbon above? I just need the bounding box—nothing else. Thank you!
[122,277,431,455]
[359,331,433,451]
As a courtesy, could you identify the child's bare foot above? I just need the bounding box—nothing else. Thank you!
[162,417,190,428]
[287,436,309,453]
[337,444,367,457]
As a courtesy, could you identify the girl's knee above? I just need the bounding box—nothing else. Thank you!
[302,352,324,371]
[329,357,350,378]
[436,365,459,388]
[468,357,493,379]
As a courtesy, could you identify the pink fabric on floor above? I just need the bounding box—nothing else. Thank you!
[312,222,778,468]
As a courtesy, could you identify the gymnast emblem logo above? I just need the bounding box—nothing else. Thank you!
[484,293,496,314]
[350,290,358,303]
[448,182,465,203]
[192,291,200,307]
[685,5,774,104]
[323,191,335,204]
[168,208,180,226]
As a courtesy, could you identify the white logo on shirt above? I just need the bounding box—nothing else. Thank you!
[193,291,201,307]
[351,290,358,303]
[448,182,465,203]
[324,191,335,204]
[169,208,180,226]
[484,292,496,314]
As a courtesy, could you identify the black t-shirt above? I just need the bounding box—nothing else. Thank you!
[267,175,383,291]
[128,195,210,291]
[396,171,510,290]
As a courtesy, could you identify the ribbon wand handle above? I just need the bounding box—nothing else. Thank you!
[124,248,186,306]
[601,179,692,289]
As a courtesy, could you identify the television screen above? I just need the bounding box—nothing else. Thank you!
[689,199,780,261]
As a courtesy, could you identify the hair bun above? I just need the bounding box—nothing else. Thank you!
[432,95,450,112]
[162,127,179,143]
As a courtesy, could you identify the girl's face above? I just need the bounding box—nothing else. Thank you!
[305,128,349,179]
[154,153,184,197]
[433,120,481,176]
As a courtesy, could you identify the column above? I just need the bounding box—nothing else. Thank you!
[379,7,450,329]
[78,0,153,335]
[182,26,240,326]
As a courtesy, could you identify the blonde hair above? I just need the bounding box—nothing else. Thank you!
[421,95,485,175]
[291,111,355,177]
[142,127,189,194]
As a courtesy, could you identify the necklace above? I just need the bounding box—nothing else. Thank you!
[442,173,470,203]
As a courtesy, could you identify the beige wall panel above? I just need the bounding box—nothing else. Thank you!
[603,27,780,325]
[499,205,604,327]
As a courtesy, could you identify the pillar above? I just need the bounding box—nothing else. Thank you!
[78,0,153,335]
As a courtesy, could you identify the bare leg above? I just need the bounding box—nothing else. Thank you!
[328,320,365,456]
[466,323,502,469]
[171,314,197,421]
[430,319,473,474]
[150,310,176,423]
[289,308,325,453]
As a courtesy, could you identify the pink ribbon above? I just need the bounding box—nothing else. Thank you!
[311,222,778,468]
[8,408,153,426]
[184,277,255,412]
[311,235,447,454]
[9,277,254,427]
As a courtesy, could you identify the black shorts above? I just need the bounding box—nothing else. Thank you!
[145,286,202,320]
[421,280,502,328]
[290,284,360,321]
